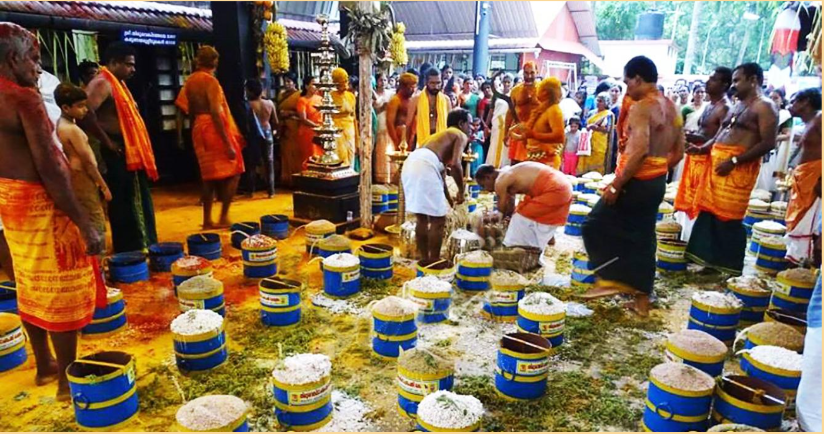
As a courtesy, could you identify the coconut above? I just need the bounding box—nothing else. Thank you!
[667,329,727,358]
[322,253,359,269]
[405,276,452,294]
[518,292,566,316]
[372,296,418,317]
[398,347,453,374]
[417,391,484,429]
[176,395,246,431]
[746,322,804,352]
[747,345,802,372]
[692,291,743,310]
[650,362,715,392]
[177,275,222,296]
[171,309,223,336]
[778,267,817,285]
[272,353,332,385]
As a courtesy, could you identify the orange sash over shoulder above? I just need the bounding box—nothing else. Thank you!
[0,178,100,331]
[786,159,823,231]
[693,143,760,221]
[176,71,245,181]
[99,67,158,180]
[674,154,711,219]
[515,167,573,226]
[616,153,669,181]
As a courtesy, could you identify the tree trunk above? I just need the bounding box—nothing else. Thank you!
[682,1,703,75]
[357,1,376,229]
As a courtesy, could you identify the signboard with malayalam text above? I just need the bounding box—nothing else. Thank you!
[121,30,177,47]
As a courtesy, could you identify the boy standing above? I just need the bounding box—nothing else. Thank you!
[55,83,111,254]
[562,116,581,176]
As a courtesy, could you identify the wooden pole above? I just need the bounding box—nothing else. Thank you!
[357,1,377,229]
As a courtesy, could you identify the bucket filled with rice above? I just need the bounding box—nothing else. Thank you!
[754,236,787,275]
[177,275,226,317]
[643,363,714,432]
[687,291,743,345]
[271,354,333,431]
[456,250,493,292]
[397,347,455,419]
[176,395,248,432]
[772,268,817,312]
[405,276,453,324]
[305,220,336,255]
[726,276,772,325]
[241,234,278,278]
[657,202,674,221]
[655,220,682,241]
[371,296,419,358]
[739,345,802,402]
[517,292,566,348]
[322,253,360,298]
[171,309,227,372]
[712,375,786,431]
[171,255,214,295]
[664,329,727,377]
[749,220,786,254]
[415,391,484,432]
[483,270,527,322]
[740,322,804,352]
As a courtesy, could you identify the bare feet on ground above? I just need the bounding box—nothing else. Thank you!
[34,360,59,386]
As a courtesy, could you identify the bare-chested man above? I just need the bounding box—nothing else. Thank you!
[244,78,278,198]
[506,61,540,164]
[684,63,778,276]
[674,67,732,241]
[386,72,418,150]
[785,88,821,266]
[81,41,158,253]
[475,162,572,250]
[408,68,452,147]
[580,56,685,317]
[401,109,471,262]
[0,22,104,399]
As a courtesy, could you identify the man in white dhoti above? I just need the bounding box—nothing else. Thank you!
[402,109,472,262]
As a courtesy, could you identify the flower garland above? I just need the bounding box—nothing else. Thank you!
[389,22,408,67]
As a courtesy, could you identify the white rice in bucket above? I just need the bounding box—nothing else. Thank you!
[748,198,770,210]
[579,193,600,204]
[176,395,247,431]
[106,287,122,301]
[770,201,788,212]
[460,250,493,265]
[241,234,277,249]
[519,292,566,316]
[323,253,359,269]
[746,345,802,372]
[692,291,743,309]
[753,220,786,233]
[417,390,484,429]
[650,362,715,392]
[490,270,528,288]
[177,275,222,296]
[581,171,603,181]
[727,276,771,294]
[750,190,772,203]
[373,296,418,317]
[171,309,223,336]
[405,276,452,294]
[658,202,674,213]
[272,353,332,385]
[667,329,727,358]
[759,236,786,247]
[569,204,592,214]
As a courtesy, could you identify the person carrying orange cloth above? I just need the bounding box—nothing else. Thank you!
[579,56,685,317]
[176,46,246,229]
[0,23,106,400]
[505,61,541,164]
[408,68,451,147]
[685,63,778,276]
[510,77,565,170]
[784,88,822,266]
[475,162,572,250]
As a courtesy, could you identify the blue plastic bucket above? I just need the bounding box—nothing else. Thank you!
[187,233,222,260]
[517,306,565,349]
[483,280,525,322]
[456,274,490,292]
[467,200,477,213]
[656,240,688,273]
[363,266,393,280]
[230,222,260,249]
[495,333,552,400]
[646,364,713,427]
[468,181,481,198]
[372,332,417,359]
[178,277,225,317]
[457,256,492,278]
[67,351,139,430]
[664,331,726,378]
[358,244,394,269]
[0,313,27,373]
[416,259,455,283]
[171,256,214,294]
[567,207,590,225]
[712,376,786,431]
[564,223,583,237]
[272,375,333,431]
[372,202,388,214]
[259,278,302,327]
[0,281,17,314]
[372,304,417,359]
[148,242,184,272]
[407,280,452,324]
[689,296,741,328]
[770,291,810,313]
[241,236,278,279]
[740,351,801,400]
[726,279,771,325]
[107,251,149,283]
[571,251,595,288]
[687,318,738,346]
[775,271,816,300]
[172,319,227,372]
[642,400,709,432]
[260,214,290,240]
[743,212,772,236]
[322,256,360,298]
[397,356,454,418]
[82,288,128,337]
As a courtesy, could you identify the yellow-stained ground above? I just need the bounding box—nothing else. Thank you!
[0,186,769,432]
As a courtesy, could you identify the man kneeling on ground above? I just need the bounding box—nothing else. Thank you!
[402,108,472,262]
[474,162,572,250]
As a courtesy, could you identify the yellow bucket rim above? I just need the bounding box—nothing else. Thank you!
[174,344,226,360]
[490,283,525,292]
[665,340,726,364]
[357,246,394,259]
[0,340,25,357]
[398,366,453,382]
[458,259,493,269]
[272,374,331,393]
[644,399,710,423]
[322,263,360,273]
[742,352,801,378]
[75,385,137,411]
[318,244,351,253]
[410,289,451,300]
[0,313,23,333]
[173,325,224,343]
[417,418,480,432]
[688,317,738,331]
[374,330,418,342]
[517,308,565,323]
[691,300,742,315]
[714,384,785,414]
[649,375,713,397]
[273,394,331,413]
[771,291,811,304]
[456,273,490,283]
[776,274,816,290]
[373,311,416,323]
[67,357,136,385]
[500,346,550,360]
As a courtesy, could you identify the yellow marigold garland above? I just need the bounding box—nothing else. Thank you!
[390,22,408,67]
[264,22,290,74]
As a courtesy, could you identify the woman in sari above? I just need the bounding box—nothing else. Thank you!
[296,76,323,169]
[331,68,357,168]
[277,72,301,187]
[577,92,614,175]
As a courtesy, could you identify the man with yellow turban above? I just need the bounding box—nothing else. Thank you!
[511,77,565,169]
[407,68,451,147]
[506,61,541,164]
[331,67,358,168]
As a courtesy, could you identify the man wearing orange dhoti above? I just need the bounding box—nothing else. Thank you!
[176,46,246,229]
[0,23,105,400]
[506,61,540,165]
[510,77,565,169]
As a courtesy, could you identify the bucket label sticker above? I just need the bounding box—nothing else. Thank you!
[342,270,360,283]
[397,374,440,396]
[261,293,290,307]
[664,349,683,364]
[179,298,205,311]
[0,327,24,352]
[372,194,385,202]
[306,232,328,245]
[287,380,332,406]
[410,296,434,311]
[126,365,136,385]
[538,319,565,335]
[774,282,792,296]
[516,359,549,376]
[489,291,519,304]
[248,250,277,262]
